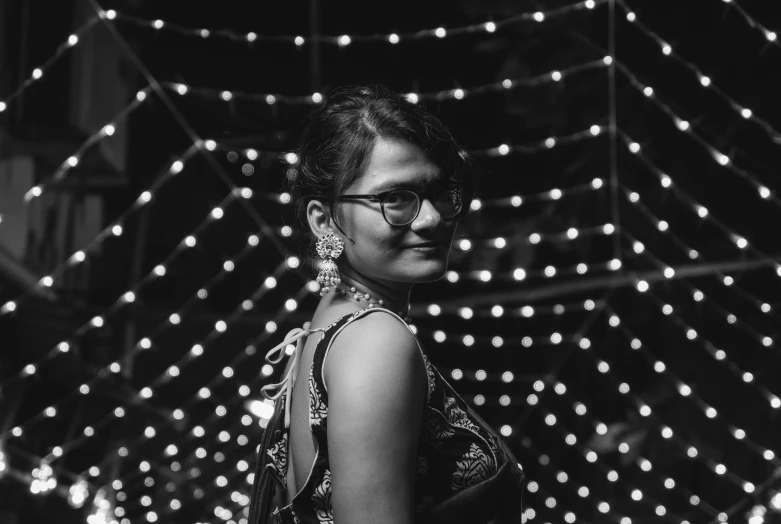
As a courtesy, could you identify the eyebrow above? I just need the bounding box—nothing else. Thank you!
[369,177,448,193]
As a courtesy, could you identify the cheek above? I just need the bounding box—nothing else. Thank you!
[361,221,410,261]
[345,208,401,252]
[368,225,405,254]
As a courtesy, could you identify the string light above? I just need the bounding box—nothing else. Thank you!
[495,291,734,522]
[164,60,606,106]
[570,332,747,514]
[88,10,313,343]
[0,192,262,392]
[472,126,607,157]
[619,132,781,286]
[113,0,605,46]
[0,15,101,113]
[4,126,304,324]
[457,179,602,209]
[30,462,57,494]
[68,479,89,508]
[418,326,574,350]
[621,227,780,411]
[8,28,600,517]
[619,1,781,144]
[450,226,614,254]
[616,70,781,208]
[718,0,780,49]
[0,240,281,452]
[86,488,114,524]
[3,286,308,520]
[526,384,700,521]
[1,144,202,321]
[183,129,606,196]
[87,362,296,505]
[15,2,776,511]
[435,257,618,291]
[22,90,149,199]
[604,306,779,481]
[47,284,307,498]
[621,182,777,315]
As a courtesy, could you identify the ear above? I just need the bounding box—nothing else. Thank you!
[306,199,336,240]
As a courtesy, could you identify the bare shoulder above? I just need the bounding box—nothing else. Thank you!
[326,311,418,374]
[323,311,422,394]
[324,310,426,523]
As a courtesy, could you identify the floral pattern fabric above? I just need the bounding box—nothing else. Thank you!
[261,308,514,523]
[452,443,494,491]
[308,373,327,427]
[265,429,288,489]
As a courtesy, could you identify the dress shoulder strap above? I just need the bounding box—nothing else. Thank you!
[333,307,414,335]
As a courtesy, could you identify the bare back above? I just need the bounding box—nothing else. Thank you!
[287,304,363,502]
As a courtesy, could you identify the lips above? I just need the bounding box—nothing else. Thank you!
[407,242,442,248]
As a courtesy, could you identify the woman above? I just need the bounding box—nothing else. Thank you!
[248,85,524,524]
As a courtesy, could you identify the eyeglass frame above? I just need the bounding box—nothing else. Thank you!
[337,185,465,227]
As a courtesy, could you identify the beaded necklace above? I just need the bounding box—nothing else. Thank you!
[332,284,411,323]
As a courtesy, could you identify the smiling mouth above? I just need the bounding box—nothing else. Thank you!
[408,243,442,249]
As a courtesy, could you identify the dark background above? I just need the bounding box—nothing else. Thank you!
[1,0,780,522]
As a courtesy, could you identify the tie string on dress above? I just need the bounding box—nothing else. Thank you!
[259,322,325,429]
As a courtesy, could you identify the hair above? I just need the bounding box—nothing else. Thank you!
[285,84,474,267]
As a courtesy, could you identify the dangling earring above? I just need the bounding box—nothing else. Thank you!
[315,231,345,296]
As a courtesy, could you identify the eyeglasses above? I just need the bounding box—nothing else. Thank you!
[338,186,464,227]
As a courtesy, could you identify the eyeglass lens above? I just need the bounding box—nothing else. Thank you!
[382,188,462,226]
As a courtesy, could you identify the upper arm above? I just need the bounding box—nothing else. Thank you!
[324,314,427,524]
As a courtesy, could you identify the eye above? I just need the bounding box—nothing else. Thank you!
[384,190,417,206]
[385,193,403,204]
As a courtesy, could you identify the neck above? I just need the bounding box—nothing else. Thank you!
[336,268,411,318]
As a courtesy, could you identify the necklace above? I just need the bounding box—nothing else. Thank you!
[332,284,411,323]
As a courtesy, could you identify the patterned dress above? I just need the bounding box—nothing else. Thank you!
[254,308,524,524]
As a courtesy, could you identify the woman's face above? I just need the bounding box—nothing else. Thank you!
[335,137,458,286]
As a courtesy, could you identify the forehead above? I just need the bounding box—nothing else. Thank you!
[353,138,443,191]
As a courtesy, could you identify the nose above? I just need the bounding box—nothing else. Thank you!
[410,198,443,230]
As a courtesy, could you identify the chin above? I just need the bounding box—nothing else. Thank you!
[398,258,449,283]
